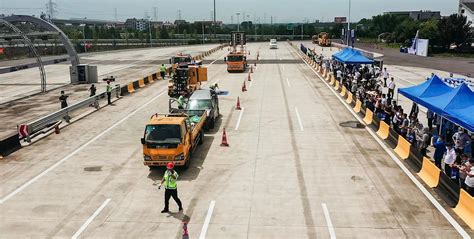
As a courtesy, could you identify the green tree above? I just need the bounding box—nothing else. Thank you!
[419,19,439,46]
[437,14,473,50]
[393,19,419,45]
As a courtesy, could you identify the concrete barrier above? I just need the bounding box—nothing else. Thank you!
[434,172,461,208]
[353,99,362,113]
[329,75,335,85]
[453,189,474,229]
[363,109,373,125]
[417,157,441,188]
[394,135,410,160]
[0,133,21,157]
[376,121,390,140]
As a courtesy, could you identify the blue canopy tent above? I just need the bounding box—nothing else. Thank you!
[332,48,374,65]
[399,76,474,132]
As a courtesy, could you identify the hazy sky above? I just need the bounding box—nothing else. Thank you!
[1,0,459,23]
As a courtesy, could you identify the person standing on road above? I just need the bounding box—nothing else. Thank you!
[462,158,474,196]
[382,67,389,87]
[159,162,183,213]
[427,110,434,131]
[432,135,446,169]
[160,64,167,79]
[59,91,68,109]
[444,143,457,178]
[452,128,471,154]
[106,81,112,105]
[387,77,396,100]
[89,84,97,97]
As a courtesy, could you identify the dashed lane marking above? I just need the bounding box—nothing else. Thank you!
[71,198,111,239]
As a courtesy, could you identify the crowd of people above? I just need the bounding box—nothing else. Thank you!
[307,48,474,196]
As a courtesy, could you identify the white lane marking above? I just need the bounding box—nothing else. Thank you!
[235,107,245,131]
[71,198,111,239]
[321,203,336,239]
[207,50,229,66]
[199,200,216,239]
[0,90,167,204]
[286,78,291,88]
[281,65,285,70]
[249,79,253,88]
[295,107,304,131]
[294,46,471,239]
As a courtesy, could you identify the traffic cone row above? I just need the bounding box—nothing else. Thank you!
[242,81,247,92]
[247,73,252,81]
[236,96,242,110]
[220,128,229,147]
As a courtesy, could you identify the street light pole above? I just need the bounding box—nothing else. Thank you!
[202,21,205,44]
[148,17,152,48]
[347,0,351,46]
[82,25,87,53]
[236,13,240,31]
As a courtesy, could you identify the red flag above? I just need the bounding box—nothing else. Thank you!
[0,48,4,54]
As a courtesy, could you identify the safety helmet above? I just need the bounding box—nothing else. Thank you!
[166,162,174,169]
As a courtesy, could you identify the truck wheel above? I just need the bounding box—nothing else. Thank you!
[210,118,215,129]
[198,131,204,145]
[184,157,191,169]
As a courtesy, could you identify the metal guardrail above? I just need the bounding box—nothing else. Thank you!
[23,84,121,142]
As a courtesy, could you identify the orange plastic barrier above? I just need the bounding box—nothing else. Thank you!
[363,109,373,125]
[334,80,340,90]
[346,92,353,104]
[376,121,390,139]
[353,99,362,113]
[148,75,154,83]
[138,79,145,88]
[340,86,347,97]
[417,157,441,188]
[453,189,474,229]
[127,83,135,93]
[394,136,411,160]
[329,75,335,85]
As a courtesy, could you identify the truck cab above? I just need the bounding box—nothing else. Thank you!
[226,52,247,72]
[141,112,206,168]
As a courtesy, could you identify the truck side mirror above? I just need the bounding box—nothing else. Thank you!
[141,138,145,144]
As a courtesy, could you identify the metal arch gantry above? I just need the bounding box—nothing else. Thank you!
[2,15,81,90]
[0,19,47,92]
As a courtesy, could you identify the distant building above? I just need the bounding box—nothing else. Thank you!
[193,20,223,27]
[459,0,474,25]
[124,18,149,31]
[334,17,347,23]
[174,20,188,26]
[384,11,441,20]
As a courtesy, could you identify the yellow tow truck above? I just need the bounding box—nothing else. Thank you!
[141,110,206,168]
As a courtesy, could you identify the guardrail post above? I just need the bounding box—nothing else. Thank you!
[115,84,121,98]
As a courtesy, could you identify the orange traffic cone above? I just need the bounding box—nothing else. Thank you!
[236,97,242,110]
[250,65,254,73]
[247,73,251,81]
[54,125,60,134]
[221,128,229,147]
[242,81,247,92]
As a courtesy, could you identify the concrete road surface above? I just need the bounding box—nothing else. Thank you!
[0,42,472,238]
[0,44,220,139]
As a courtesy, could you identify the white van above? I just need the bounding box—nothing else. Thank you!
[269,39,278,49]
